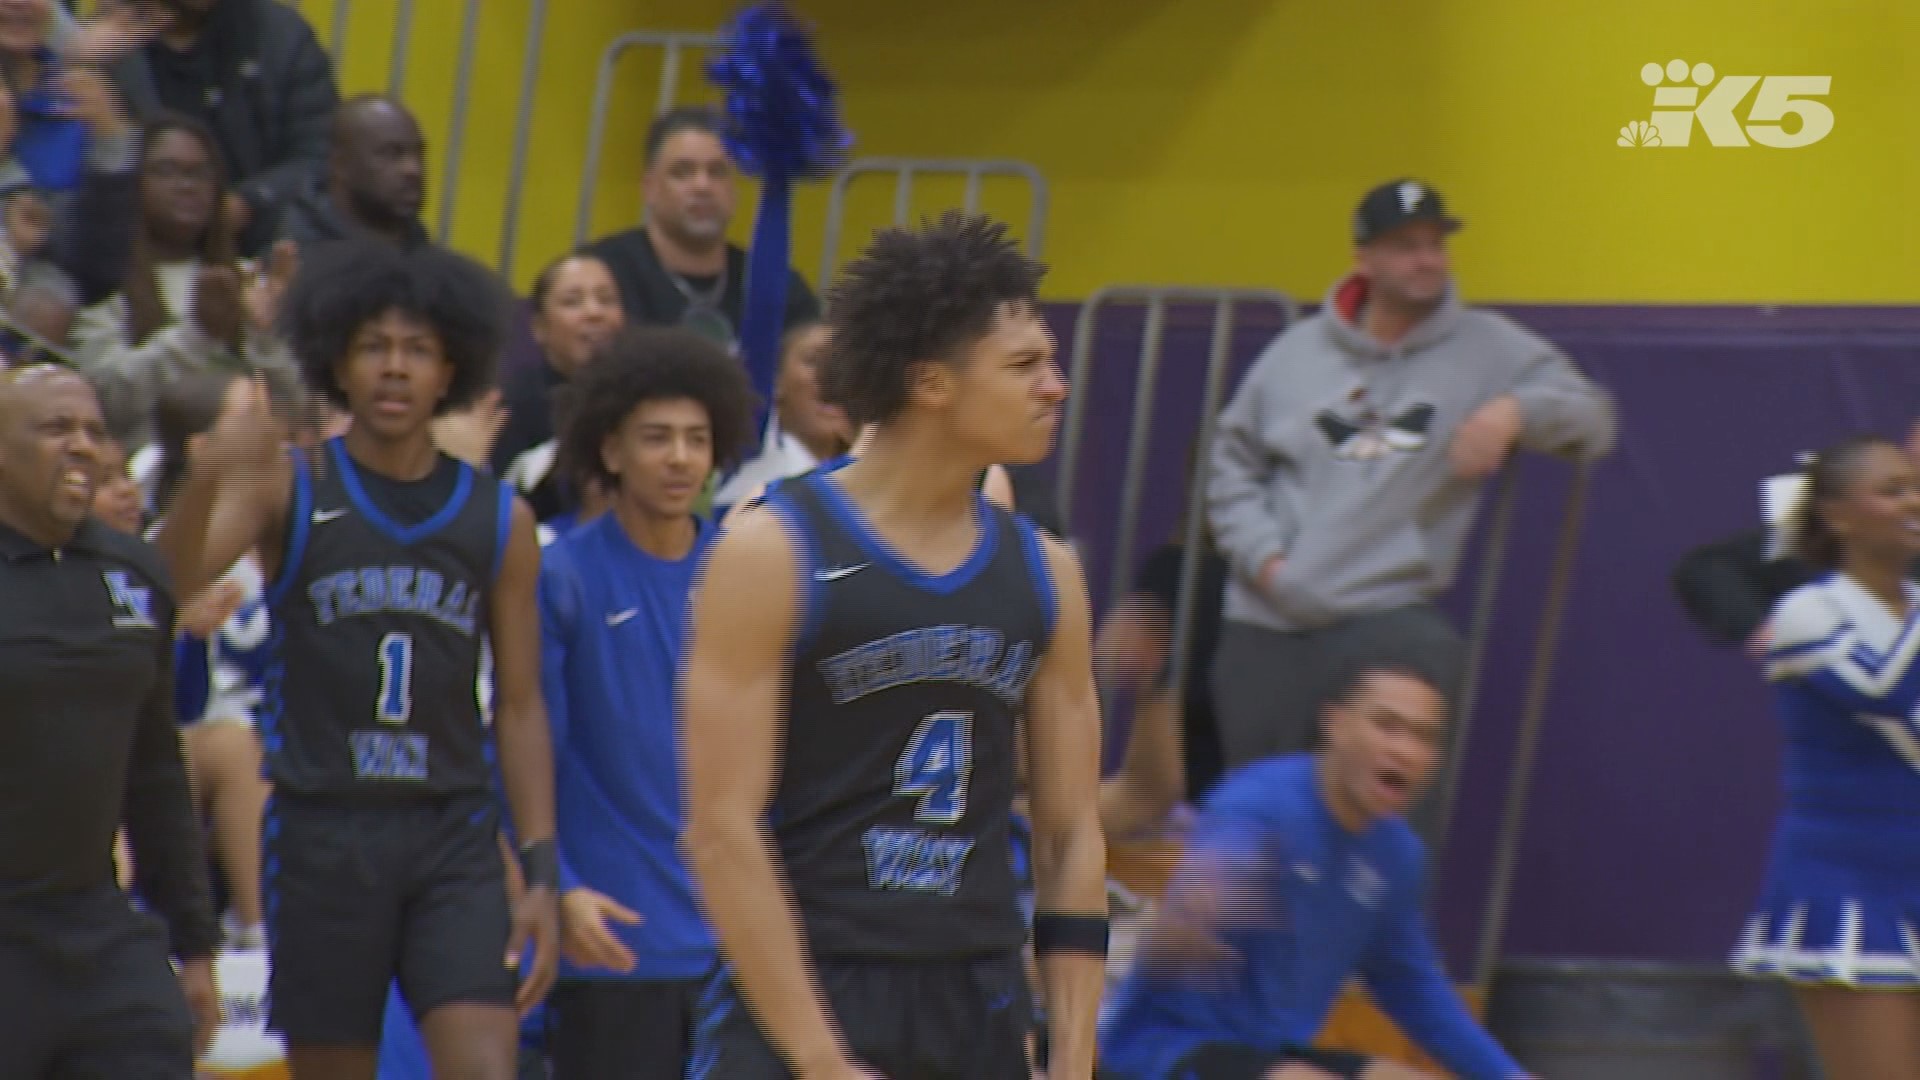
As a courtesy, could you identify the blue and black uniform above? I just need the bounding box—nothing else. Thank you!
[260,437,516,1046]
[692,470,1057,1079]
[538,512,718,1076]
[1100,755,1523,1080]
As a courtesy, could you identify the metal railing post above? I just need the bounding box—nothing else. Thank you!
[572,31,720,249]
[1474,465,1594,998]
[818,159,1049,287]
[385,0,415,96]
[495,0,551,279]
[1057,287,1297,539]
[433,0,484,245]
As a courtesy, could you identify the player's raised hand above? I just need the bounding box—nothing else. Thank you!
[560,887,641,974]
[198,376,279,478]
[508,880,560,1015]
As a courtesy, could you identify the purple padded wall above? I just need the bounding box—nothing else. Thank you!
[1048,302,1920,971]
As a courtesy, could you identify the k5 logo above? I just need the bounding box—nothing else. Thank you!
[1618,59,1832,149]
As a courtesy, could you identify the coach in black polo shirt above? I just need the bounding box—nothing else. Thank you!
[0,365,219,1076]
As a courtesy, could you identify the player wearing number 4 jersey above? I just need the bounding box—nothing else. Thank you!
[158,240,560,1080]
[684,214,1108,1080]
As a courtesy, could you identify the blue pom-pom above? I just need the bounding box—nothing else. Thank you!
[706,3,852,179]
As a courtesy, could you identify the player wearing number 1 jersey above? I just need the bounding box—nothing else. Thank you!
[682,214,1108,1080]
[157,240,560,1080]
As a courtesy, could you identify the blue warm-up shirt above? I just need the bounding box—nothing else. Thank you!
[539,512,716,980]
[1099,755,1521,1080]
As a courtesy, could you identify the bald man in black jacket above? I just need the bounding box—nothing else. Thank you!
[0,365,219,1077]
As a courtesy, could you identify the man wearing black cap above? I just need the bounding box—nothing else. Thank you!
[0,364,220,1076]
[1204,179,1617,851]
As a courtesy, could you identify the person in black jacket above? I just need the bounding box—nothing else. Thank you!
[0,363,219,1075]
[277,93,427,251]
[586,106,818,349]
[112,0,338,255]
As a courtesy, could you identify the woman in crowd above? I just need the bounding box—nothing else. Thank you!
[72,113,295,451]
[487,250,626,521]
[710,318,853,511]
[1733,436,1920,1078]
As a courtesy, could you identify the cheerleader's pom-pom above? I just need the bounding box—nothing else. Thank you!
[706,3,853,179]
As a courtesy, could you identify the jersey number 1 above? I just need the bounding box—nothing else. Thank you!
[376,632,413,725]
[895,711,971,824]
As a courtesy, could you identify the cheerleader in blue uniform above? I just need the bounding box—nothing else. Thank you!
[1732,435,1920,1078]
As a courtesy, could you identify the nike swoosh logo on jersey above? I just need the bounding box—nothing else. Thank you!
[814,563,868,582]
[606,608,639,626]
[311,508,349,524]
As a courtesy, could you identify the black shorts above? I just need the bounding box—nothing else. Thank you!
[0,888,195,1078]
[264,792,515,1046]
[546,977,704,1079]
[1156,1041,1371,1080]
[690,951,1033,1079]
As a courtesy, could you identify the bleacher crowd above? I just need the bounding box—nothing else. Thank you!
[17,4,1913,1080]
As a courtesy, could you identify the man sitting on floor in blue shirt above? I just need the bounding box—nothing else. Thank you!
[1098,660,1533,1080]
[536,325,755,1077]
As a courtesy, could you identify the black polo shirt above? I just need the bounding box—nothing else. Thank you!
[0,518,217,959]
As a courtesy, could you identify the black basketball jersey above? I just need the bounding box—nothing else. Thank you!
[261,438,509,798]
[767,470,1056,961]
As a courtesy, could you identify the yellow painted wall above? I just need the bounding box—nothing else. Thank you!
[289,0,1913,303]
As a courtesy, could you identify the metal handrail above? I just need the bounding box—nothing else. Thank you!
[1056,287,1297,697]
[818,158,1048,286]
[572,31,721,249]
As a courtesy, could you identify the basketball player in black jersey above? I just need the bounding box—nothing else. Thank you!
[683,213,1108,1080]
[157,240,560,1080]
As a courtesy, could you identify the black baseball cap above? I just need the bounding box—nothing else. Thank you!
[1353,179,1463,245]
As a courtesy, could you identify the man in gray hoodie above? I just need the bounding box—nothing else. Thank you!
[1205,179,1615,848]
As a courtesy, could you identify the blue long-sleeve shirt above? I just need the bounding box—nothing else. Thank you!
[1099,755,1522,1080]
[539,512,716,980]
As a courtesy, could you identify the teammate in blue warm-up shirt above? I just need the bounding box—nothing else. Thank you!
[1099,661,1531,1080]
[537,326,757,1076]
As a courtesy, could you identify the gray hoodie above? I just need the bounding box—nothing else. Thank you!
[1207,274,1616,632]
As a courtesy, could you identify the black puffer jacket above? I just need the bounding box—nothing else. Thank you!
[112,0,338,254]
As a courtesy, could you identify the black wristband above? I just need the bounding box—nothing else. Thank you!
[519,838,559,891]
[1032,912,1108,956]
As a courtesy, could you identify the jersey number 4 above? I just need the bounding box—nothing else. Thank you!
[895,711,972,824]
[376,632,413,725]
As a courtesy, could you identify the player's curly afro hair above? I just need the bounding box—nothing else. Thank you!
[280,239,508,416]
[820,212,1046,428]
[556,326,758,493]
